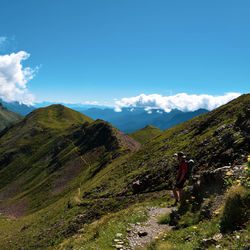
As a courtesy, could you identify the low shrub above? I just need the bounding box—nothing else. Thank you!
[220,184,249,233]
[178,210,200,228]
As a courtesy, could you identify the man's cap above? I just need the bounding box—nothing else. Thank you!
[177,152,185,157]
[172,152,185,158]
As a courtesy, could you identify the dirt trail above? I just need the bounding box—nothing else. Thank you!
[74,196,81,202]
[74,187,81,202]
[125,206,175,249]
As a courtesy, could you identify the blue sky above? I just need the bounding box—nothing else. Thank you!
[0,0,249,107]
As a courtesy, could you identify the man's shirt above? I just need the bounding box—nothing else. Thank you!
[177,160,188,179]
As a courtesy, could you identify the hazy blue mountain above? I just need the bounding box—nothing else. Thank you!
[79,107,208,133]
[0,103,22,132]
[0,99,35,116]
[2,99,208,133]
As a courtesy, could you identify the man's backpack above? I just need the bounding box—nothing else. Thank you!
[186,159,194,179]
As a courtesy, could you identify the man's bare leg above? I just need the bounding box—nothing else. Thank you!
[173,187,179,205]
[179,188,183,202]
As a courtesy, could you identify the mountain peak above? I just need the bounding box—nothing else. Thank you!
[75,119,141,153]
[144,125,156,129]
[24,104,94,129]
[128,124,162,145]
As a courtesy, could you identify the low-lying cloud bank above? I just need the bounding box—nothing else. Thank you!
[0,51,37,105]
[114,93,241,112]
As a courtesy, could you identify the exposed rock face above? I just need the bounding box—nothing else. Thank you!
[195,165,246,192]
[170,164,248,229]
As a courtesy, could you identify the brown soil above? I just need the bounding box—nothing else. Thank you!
[0,178,25,200]
[116,130,141,151]
[51,156,87,195]
[0,198,29,219]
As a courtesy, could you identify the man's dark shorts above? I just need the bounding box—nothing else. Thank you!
[175,179,186,189]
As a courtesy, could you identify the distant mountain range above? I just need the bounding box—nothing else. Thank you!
[0,99,35,116]
[79,107,209,133]
[0,103,22,132]
[1,100,208,133]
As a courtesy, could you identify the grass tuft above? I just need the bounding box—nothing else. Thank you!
[157,213,171,224]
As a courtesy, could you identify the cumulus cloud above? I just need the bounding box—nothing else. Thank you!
[114,93,241,112]
[0,51,37,105]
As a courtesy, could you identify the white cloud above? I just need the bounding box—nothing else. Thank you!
[114,93,241,112]
[0,51,37,105]
[83,100,99,105]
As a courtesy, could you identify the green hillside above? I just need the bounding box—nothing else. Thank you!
[0,104,140,215]
[0,95,249,249]
[0,103,22,132]
[128,125,162,145]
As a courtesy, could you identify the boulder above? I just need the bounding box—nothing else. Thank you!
[202,238,217,247]
[213,233,223,241]
[169,208,179,226]
[138,231,148,237]
[114,245,123,249]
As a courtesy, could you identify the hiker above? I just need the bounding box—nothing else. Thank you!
[173,152,188,205]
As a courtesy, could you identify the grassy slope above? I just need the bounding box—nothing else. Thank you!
[128,125,162,145]
[0,104,93,191]
[0,94,249,249]
[0,103,22,132]
[0,104,140,216]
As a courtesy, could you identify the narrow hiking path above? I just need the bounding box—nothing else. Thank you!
[123,206,175,250]
[73,189,176,249]
[74,187,81,202]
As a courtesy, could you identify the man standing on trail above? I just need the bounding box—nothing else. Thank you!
[173,152,188,205]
